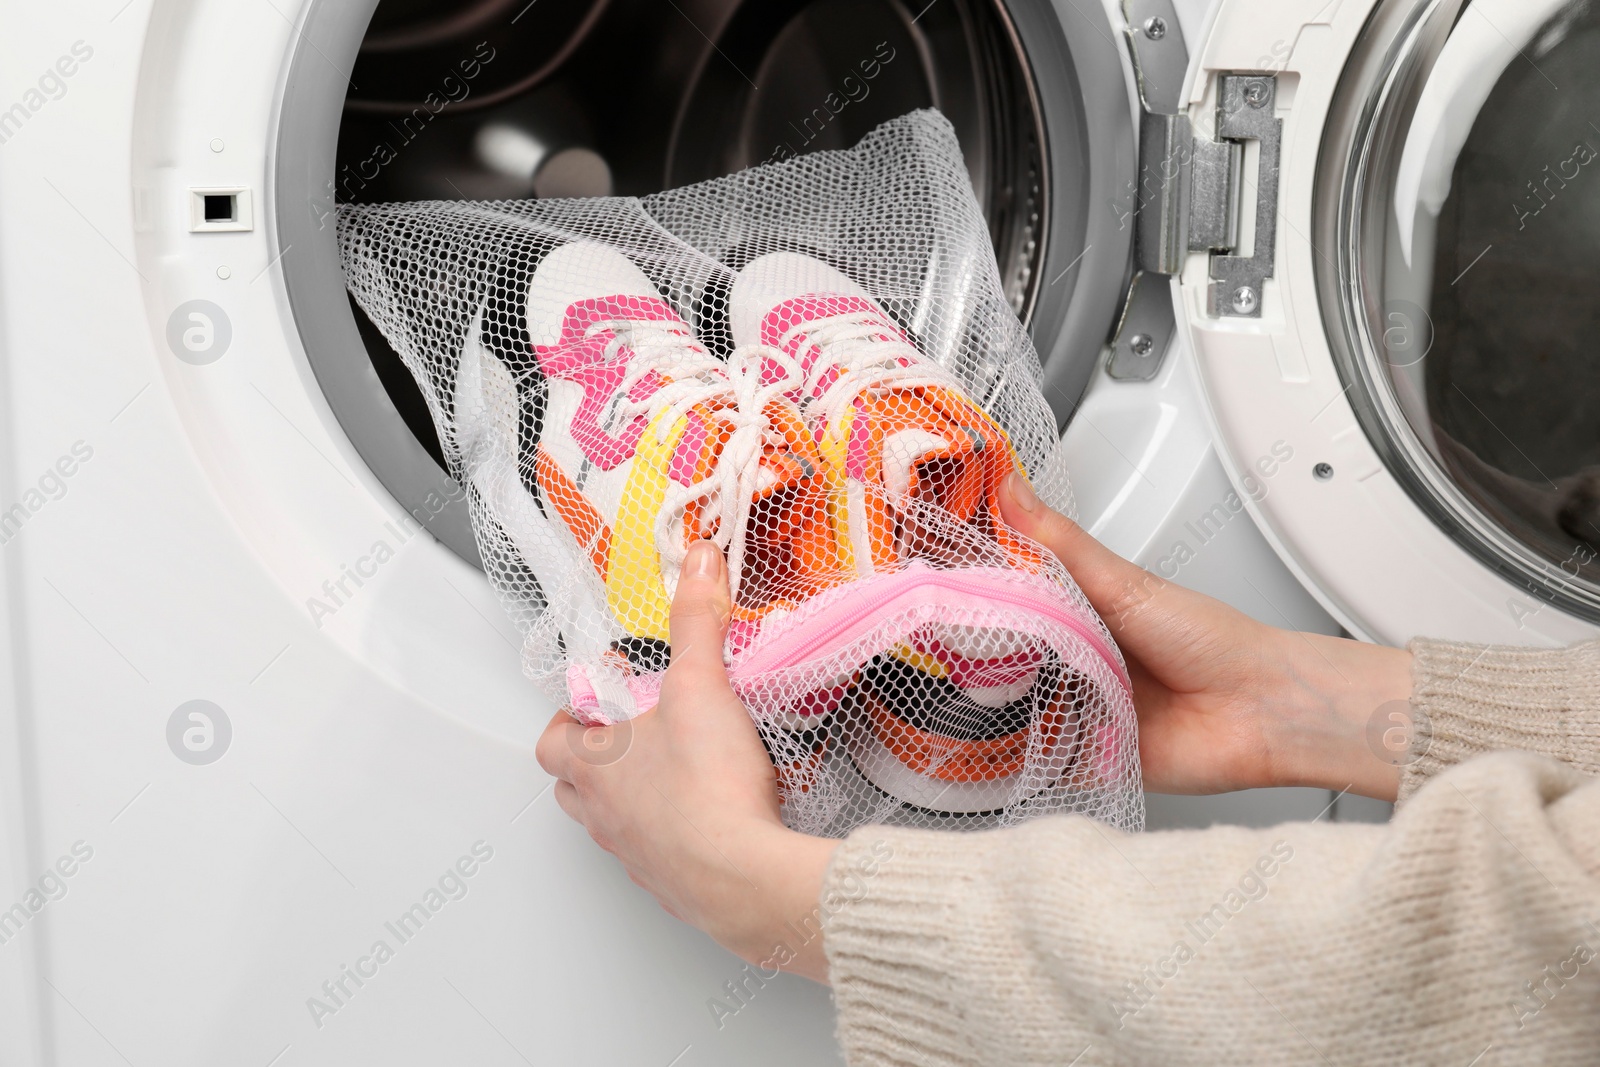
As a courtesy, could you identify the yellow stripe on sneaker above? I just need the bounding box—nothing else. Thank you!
[817,403,859,575]
[607,406,686,642]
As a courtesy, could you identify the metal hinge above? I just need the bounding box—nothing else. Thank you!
[1108,0,1188,381]
[1108,3,1285,379]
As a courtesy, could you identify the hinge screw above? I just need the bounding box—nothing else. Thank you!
[1142,16,1167,39]
[1243,81,1269,108]
[1231,286,1258,314]
[1129,333,1155,357]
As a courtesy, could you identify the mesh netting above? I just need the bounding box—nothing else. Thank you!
[338,110,1142,836]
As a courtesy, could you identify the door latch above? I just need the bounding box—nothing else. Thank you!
[1126,12,1283,323]
[1196,75,1281,318]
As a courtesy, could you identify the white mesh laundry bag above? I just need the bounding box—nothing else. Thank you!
[338,110,1142,836]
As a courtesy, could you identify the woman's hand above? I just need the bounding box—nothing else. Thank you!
[535,541,837,981]
[535,475,1413,984]
[1000,472,1412,801]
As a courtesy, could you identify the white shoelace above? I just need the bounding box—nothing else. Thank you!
[593,318,730,436]
[660,345,806,608]
[587,318,796,607]
[777,310,957,429]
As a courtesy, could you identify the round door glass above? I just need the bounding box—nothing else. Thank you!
[1324,0,1600,620]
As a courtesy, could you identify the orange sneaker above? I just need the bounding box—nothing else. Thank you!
[727,251,1043,576]
[728,251,1061,807]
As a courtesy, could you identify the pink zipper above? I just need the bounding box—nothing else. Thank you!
[729,562,1129,692]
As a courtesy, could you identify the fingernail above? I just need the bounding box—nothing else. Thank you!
[688,539,721,579]
[1007,470,1039,512]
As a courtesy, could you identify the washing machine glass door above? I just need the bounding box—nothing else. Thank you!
[1319,0,1600,620]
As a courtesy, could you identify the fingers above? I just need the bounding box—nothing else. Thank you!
[553,779,584,824]
[1000,470,1169,635]
[537,705,636,791]
[551,780,618,852]
[667,540,734,680]
[537,710,582,777]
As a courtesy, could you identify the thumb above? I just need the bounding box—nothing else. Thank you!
[667,540,735,682]
[999,470,1169,637]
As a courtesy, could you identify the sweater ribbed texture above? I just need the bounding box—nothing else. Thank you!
[1401,638,1600,801]
[823,640,1600,1065]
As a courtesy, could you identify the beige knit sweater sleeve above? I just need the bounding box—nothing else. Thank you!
[821,639,1600,1066]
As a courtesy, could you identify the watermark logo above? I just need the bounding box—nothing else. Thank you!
[1074,440,1300,630]
[0,841,94,947]
[566,716,634,768]
[764,42,898,165]
[1256,38,1293,73]
[305,840,495,1029]
[1514,140,1597,231]
[1152,441,1294,581]
[310,42,498,229]
[305,492,464,628]
[1509,921,1598,1032]
[1507,541,1597,629]
[1104,442,1298,628]
[166,299,232,365]
[707,838,894,1030]
[0,40,94,148]
[167,700,232,765]
[1365,699,1429,768]
[1379,299,1434,368]
[0,440,93,549]
[1111,840,1294,1029]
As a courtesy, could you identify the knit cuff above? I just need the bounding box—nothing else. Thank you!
[821,828,984,1067]
[1399,638,1600,803]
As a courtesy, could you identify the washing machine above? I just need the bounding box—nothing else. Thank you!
[2,0,1596,1062]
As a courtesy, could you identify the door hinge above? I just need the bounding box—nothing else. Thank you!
[1109,0,1188,380]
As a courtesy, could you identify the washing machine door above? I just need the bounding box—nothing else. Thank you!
[1169,0,1600,645]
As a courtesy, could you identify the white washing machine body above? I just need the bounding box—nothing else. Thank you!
[1,0,1594,1063]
